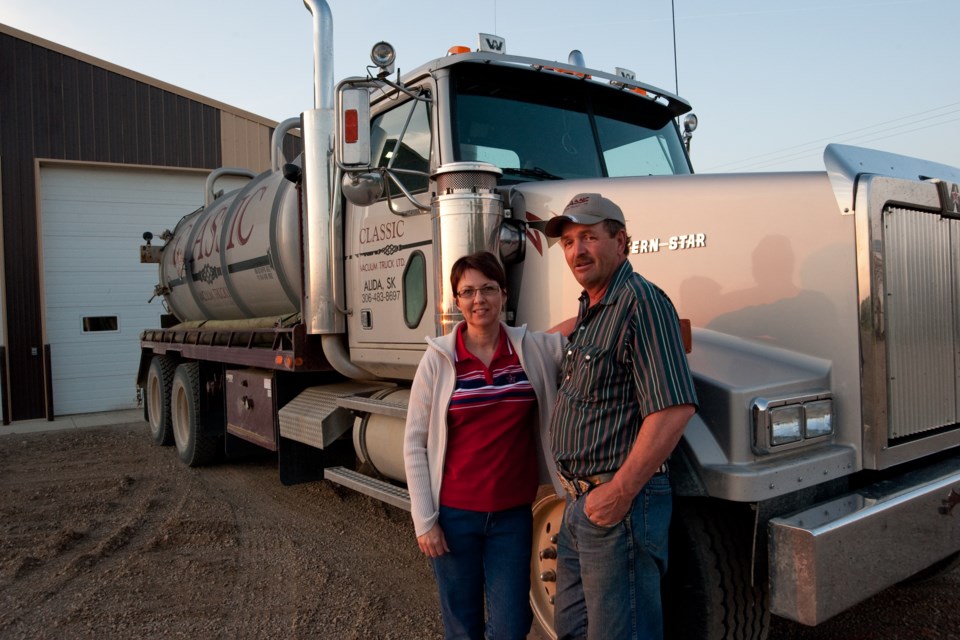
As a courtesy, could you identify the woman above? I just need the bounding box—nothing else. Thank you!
[403,251,565,640]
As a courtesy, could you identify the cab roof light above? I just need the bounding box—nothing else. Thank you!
[370,41,396,77]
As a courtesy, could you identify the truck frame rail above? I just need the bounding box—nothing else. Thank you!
[140,323,330,372]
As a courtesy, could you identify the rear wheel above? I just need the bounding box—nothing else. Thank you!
[171,362,220,467]
[145,356,175,445]
[664,500,770,640]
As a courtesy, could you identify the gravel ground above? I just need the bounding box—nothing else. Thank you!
[0,420,957,639]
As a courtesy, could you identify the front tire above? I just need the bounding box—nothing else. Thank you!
[664,500,770,640]
[171,362,220,467]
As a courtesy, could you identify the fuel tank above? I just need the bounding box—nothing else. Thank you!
[160,167,302,321]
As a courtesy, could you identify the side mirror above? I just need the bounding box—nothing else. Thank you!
[342,172,384,207]
[337,87,372,167]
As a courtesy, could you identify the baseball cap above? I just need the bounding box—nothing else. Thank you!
[544,193,625,237]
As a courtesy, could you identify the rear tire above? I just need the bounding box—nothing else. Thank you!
[171,362,220,467]
[664,500,770,640]
[145,356,175,446]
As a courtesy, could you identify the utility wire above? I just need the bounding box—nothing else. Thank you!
[732,115,960,172]
[702,102,960,172]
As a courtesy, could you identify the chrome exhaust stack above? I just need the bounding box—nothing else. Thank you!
[301,0,340,335]
[431,162,505,336]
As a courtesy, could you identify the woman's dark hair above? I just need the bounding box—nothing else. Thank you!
[449,251,507,295]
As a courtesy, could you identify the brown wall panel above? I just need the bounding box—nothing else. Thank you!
[45,53,66,160]
[60,55,81,160]
[1,31,231,419]
[77,62,97,162]
[4,39,46,420]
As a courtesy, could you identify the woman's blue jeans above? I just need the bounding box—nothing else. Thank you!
[553,473,672,640]
[430,504,534,640]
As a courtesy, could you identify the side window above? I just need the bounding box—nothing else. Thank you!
[403,251,428,328]
[371,95,432,194]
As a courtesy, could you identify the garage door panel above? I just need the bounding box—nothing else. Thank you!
[45,273,160,292]
[45,268,159,286]
[42,172,209,198]
[47,294,161,312]
[45,271,156,288]
[45,216,195,239]
[52,376,138,413]
[46,314,163,342]
[51,354,139,379]
[41,165,208,415]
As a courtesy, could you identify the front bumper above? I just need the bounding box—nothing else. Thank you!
[768,453,960,625]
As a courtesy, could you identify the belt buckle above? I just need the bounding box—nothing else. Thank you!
[575,478,592,495]
[556,472,581,498]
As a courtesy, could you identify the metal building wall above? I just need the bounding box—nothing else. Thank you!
[0,25,298,421]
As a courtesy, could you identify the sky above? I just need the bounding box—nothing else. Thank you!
[4,0,958,173]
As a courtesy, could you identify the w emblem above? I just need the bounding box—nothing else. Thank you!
[478,33,506,53]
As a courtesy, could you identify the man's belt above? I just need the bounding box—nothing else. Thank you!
[556,463,669,499]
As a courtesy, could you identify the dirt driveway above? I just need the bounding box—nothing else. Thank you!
[0,420,957,639]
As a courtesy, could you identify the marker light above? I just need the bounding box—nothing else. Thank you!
[448,45,470,55]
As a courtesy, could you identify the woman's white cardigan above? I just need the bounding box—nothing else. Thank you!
[403,323,565,537]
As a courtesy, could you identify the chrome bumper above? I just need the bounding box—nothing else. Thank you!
[768,454,960,625]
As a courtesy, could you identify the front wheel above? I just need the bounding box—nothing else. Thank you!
[171,362,220,467]
[530,493,564,639]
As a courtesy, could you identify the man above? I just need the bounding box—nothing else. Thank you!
[545,192,698,640]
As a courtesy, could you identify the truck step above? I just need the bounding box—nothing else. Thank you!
[278,382,395,448]
[336,394,407,419]
[324,466,411,512]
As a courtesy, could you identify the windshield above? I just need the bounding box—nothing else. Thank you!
[450,64,692,182]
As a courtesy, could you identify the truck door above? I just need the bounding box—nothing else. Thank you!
[343,90,436,380]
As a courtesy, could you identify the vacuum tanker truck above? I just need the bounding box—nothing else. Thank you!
[137,1,960,637]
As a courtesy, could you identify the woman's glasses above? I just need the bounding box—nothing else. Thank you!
[455,285,501,300]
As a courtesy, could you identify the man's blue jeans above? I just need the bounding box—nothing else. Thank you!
[553,473,672,640]
[430,504,533,640]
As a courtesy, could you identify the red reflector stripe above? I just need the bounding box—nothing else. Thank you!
[345,109,359,143]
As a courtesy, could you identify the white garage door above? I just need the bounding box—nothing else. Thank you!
[40,165,229,415]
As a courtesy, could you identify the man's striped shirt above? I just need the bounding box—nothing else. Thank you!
[551,260,698,478]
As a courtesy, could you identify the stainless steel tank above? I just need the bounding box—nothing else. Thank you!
[160,168,302,321]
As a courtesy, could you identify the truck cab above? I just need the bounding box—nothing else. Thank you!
[340,48,694,380]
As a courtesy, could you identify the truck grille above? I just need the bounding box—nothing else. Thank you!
[883,206,960,439]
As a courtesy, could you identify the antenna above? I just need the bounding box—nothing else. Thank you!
[671,0,679,94]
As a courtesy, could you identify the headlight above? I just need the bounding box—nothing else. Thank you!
[803,399,833,438]
[753,393,834,454]
[769,405,802,445]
